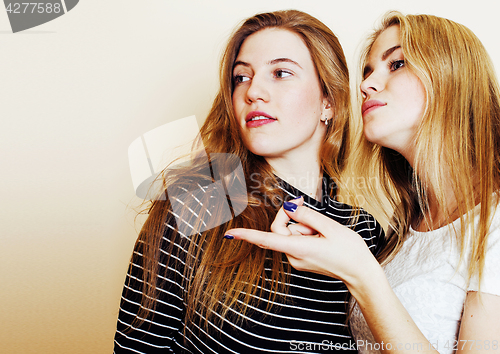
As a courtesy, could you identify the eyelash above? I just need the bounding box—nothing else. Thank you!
[233,75,249,85]
[274,69,292,79]
[233,69,293,85]
[389,59,405,72]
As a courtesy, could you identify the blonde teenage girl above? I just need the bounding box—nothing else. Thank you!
[228,12,500,353]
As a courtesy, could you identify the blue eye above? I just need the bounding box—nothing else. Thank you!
[390,60,405,71]
[274,69,292,79]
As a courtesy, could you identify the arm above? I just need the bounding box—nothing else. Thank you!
[227,202,439,353]
[114,221,187,353]
[350,266,437,353]
[114,179,220,353]
[456,291,500,353]
[456,219,500,352]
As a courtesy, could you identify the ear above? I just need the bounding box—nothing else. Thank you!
[321,97,334,121]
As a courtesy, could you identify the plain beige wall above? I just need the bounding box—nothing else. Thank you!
[1,0,499,353]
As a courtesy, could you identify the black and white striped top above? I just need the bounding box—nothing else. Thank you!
[114,176,384,353]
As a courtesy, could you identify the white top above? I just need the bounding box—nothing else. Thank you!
[350,204,500,354]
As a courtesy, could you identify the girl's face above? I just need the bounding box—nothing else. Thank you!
[360,25,426,162]
[232,28,332,163]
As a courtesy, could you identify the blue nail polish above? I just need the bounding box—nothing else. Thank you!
[224,234,234,239]
[283,201,298,212]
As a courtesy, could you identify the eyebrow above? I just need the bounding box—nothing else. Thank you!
[268,58,302,68]
[233,57,302,70]
[382,45,401,60]
[233,60,250,69]
[363,45,402,78]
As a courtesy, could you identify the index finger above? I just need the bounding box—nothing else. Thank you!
[225,228,308,254]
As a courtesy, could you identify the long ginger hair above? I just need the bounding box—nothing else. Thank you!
[357,12,500,285]
[128,9,352,333]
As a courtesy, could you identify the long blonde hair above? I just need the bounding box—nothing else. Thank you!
[129,9,352,334]
[358,12,500,284]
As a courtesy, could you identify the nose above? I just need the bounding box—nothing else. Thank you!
[360,73,383,98]
[245,74,269,104]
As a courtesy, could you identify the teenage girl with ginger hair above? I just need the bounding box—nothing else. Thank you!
[228,12,500,353]
[114,10,383,353]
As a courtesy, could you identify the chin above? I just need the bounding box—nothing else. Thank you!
[363,120,389,141]
[248,148,279,158]
[245,140,277,156]
[362,126,379,144]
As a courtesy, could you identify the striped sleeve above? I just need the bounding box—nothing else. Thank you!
[351,209,385,256]
[113,182,213,353]
[113,229,189,353]
[323,197,385,256]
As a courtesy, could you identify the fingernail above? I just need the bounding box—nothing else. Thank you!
[283,201,298,212]
[223,234,234,239]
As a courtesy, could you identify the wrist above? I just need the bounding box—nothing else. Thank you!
[344,259,387,303]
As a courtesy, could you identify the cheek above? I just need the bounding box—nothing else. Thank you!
[401,75,426,116]
[232,93,244,119]
[231,91,238,108]
[283,86,323,121]
[408,83,426,125]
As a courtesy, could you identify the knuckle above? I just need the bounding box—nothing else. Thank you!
[297,205,310,217]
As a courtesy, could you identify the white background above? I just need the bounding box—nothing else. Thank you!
[1,0,499,352]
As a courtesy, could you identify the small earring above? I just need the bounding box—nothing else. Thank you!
[324,116,329,126]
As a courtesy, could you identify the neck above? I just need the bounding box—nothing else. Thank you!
[403,148,458,231]
[413,177,459,232]
[266,155,323,200]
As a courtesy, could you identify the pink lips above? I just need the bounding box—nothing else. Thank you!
[362,100,386,117]
[245,111,276,128]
